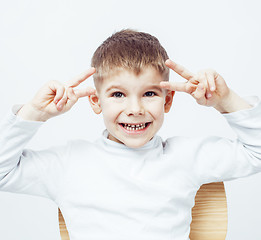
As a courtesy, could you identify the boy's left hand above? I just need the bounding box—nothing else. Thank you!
[160,59,231,109]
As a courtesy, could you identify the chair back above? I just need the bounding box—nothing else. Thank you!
[59,209,70,240]
[58,182,227,240]
[189,182,228,239]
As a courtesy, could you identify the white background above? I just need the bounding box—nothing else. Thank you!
[0,0,261,239]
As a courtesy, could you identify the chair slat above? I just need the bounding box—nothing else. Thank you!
[58,182,228,240]
[189,182,228,240]
[58,208,70,240]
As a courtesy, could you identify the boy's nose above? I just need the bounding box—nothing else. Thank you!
[126,98,145,116]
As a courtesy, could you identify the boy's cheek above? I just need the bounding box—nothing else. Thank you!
[102,102,122,114]
[102,106,121,124]
[147,100,165,112]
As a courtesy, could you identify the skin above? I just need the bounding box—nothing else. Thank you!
[88,66,174,148]
[17,67,97,121]
[17,59,253,148]
[161,59,252,114]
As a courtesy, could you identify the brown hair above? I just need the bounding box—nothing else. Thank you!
[91,29,169,88]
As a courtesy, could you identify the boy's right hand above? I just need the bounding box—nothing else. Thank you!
[17,67,96,122]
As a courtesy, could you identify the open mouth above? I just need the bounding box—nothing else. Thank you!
[119,122,151,131]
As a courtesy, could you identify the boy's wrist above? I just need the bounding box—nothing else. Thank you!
[214,89,253,114]
[16,103,49,122]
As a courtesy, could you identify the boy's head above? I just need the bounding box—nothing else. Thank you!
[89,29,175,148]
[91,29,170,90]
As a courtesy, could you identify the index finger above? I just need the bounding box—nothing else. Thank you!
[165,59,196,82]
[66,67,96,88]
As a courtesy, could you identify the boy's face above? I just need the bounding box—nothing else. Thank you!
[89,66,175,148]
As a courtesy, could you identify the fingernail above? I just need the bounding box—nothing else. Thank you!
[210,87,215,91]
[207,93,212,98]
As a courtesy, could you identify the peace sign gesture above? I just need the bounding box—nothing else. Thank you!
[17,67,96,121]
[160,59,230,108]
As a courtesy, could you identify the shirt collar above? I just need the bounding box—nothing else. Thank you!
[99,129,162,152]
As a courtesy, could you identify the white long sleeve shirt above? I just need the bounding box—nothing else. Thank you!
[1,96,261,240]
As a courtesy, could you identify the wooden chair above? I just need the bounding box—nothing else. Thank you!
[58,182,227,240]
[190,182,227,239]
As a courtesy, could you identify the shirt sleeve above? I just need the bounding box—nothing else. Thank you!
[188,96,261,185]
[0,105,69,203]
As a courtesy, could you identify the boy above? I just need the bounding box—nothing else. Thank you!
[0,29,261,240]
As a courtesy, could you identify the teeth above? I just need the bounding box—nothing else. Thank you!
[122,123,148,131]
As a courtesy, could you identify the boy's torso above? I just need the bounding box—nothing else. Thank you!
[57,134,198,240]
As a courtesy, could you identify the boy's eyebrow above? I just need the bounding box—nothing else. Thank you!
[105,84,163,92]
[147,85,164,92]
[105,85,126,92]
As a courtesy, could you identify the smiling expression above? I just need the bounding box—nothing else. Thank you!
[89,66,175,148]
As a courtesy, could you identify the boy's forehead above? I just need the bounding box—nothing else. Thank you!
[102,66,163,84]
[94,66,166,94]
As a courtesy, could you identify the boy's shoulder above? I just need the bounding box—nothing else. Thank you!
[163,135,195,148]
[163,134,225,154]
[165,134,223,144]
[67,138,98,150]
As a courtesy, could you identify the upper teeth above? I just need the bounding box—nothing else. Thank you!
[123,123,147,130]
[126,123,145,127]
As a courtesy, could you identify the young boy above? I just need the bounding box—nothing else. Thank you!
[0,29,261,240]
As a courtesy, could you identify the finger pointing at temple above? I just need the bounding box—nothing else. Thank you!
[165,59,196,82]
[66,67,96,88]
[66,67,96,99]
[160,81,187,93]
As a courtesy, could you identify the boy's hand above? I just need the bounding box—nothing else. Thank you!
[160,59,231,110]
[17,67,96,121]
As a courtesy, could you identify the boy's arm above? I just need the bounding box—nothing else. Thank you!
[161,59,261,183]
[0,68,96,199]
[213,89,253,114]
[0,105,62,200]
[192,95,261,184]
[165,95,261,185]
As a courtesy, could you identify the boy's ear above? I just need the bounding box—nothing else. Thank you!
[164,90,175,113]
[88,93,102,114]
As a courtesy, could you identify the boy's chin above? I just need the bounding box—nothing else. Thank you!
[117,137,153,149]
[123,140,148,149]
[108,133,151,149]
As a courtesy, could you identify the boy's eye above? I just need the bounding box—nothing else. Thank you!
[144,91,156,97]
[112,92,124,98]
